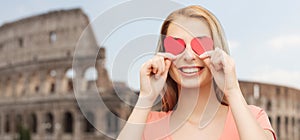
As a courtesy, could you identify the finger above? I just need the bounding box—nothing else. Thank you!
[199,50,214,59]
[211,51,225,71]
[156,52,176,60]
[159,57,165,75]
[151,56,164,77]
[142,61,153,76]
[162,59,171,78]
[155,60,163,78]
[202,58,213,71]
[202,58,217,76]
[151,61,158,74]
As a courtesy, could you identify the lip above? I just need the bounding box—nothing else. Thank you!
[177,66,205,77]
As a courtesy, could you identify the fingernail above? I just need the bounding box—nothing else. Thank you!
[199,52,207,58]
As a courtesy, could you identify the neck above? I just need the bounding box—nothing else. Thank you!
[173,82,211,119]
[170,80,226,129]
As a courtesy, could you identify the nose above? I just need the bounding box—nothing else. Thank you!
[183,46,196,62]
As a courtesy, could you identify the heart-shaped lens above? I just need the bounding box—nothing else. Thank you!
[163,36,186,55]
[190,37,214,55]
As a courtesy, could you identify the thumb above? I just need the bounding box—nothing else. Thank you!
[202,58,217,76]
[157,52,176,61]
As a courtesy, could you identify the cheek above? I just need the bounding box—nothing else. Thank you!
[200,68,213,85]
[169,64,180,83]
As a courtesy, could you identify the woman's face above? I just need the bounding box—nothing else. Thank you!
[166,17,213,89]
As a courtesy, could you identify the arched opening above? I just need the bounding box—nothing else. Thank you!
[253,84,260,99]
[84,112,95,133]
[266,100,272,111]
[45,113,54,134]
[29,113,37,133]
[276,116,281,138]
[5,114,10,133]
[268,117,272,126]
[285,116,288,135]
[63,112,73,133]
[64,68,75,92]
[0,79,3,97]
[298,119,300,140]
[5,77,12,97]
[292,117,295,138]
[84,67,98,90]
[16,74,25,96]
[47,70,56,94]
[19,38,23,48]
[15,114,22,133]
[30,72,39,94]
[106,112,119,134]
[49,31,57,44]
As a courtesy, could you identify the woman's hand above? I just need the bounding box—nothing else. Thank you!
[139,52,176,103]
[199,47,240,98]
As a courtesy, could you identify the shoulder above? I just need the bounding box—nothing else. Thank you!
[247,105,277,140]
[248,105,263,113]
[146,111,172,123]
[247,105,267,118]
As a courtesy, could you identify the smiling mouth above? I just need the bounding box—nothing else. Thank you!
[178,67,205,74]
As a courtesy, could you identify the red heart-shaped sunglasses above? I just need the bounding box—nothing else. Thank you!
[163,36,214,55]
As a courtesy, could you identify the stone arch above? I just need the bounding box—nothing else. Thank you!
[0,78,3,97]
[5,114,10,133]
[45,70,56,94]
[84,67,98,90]
[298,119,300,140]
[253,84,260,99]
[83,111,95,133]
[62,68,75,93]
[5,77,12,97]
[45,113,54,134]
[276,116,281,138]
[15,114,22,133]
[0,115,1,134]
[266,100,272,111]
[292,117,295,138]
[285,116,288,135]
[63,111,73,133]
[28,113,37,133]
[49,31,57,44]
[29,72,40,94]
[16,74,25,97]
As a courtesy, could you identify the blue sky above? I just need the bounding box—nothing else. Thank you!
[1,0,300,90]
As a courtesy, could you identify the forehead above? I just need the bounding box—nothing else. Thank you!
[166,17,211,39]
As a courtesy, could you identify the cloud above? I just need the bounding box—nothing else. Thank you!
[267,35,300,49]
[228,40,240,50]
[251,67,300,90]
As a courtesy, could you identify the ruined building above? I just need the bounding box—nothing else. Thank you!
[239,81,300,140]
[0,9,134,140]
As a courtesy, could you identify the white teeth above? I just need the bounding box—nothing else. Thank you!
[181,68,200,73]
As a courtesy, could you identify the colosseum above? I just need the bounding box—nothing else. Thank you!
[0,8,299,140]
[0,9,135,140]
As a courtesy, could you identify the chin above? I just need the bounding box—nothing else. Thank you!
[180,77,212,89]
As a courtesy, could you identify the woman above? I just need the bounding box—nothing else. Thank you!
[117,5,276,140]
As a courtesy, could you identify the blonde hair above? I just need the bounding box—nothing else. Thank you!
[157,5,230,112]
